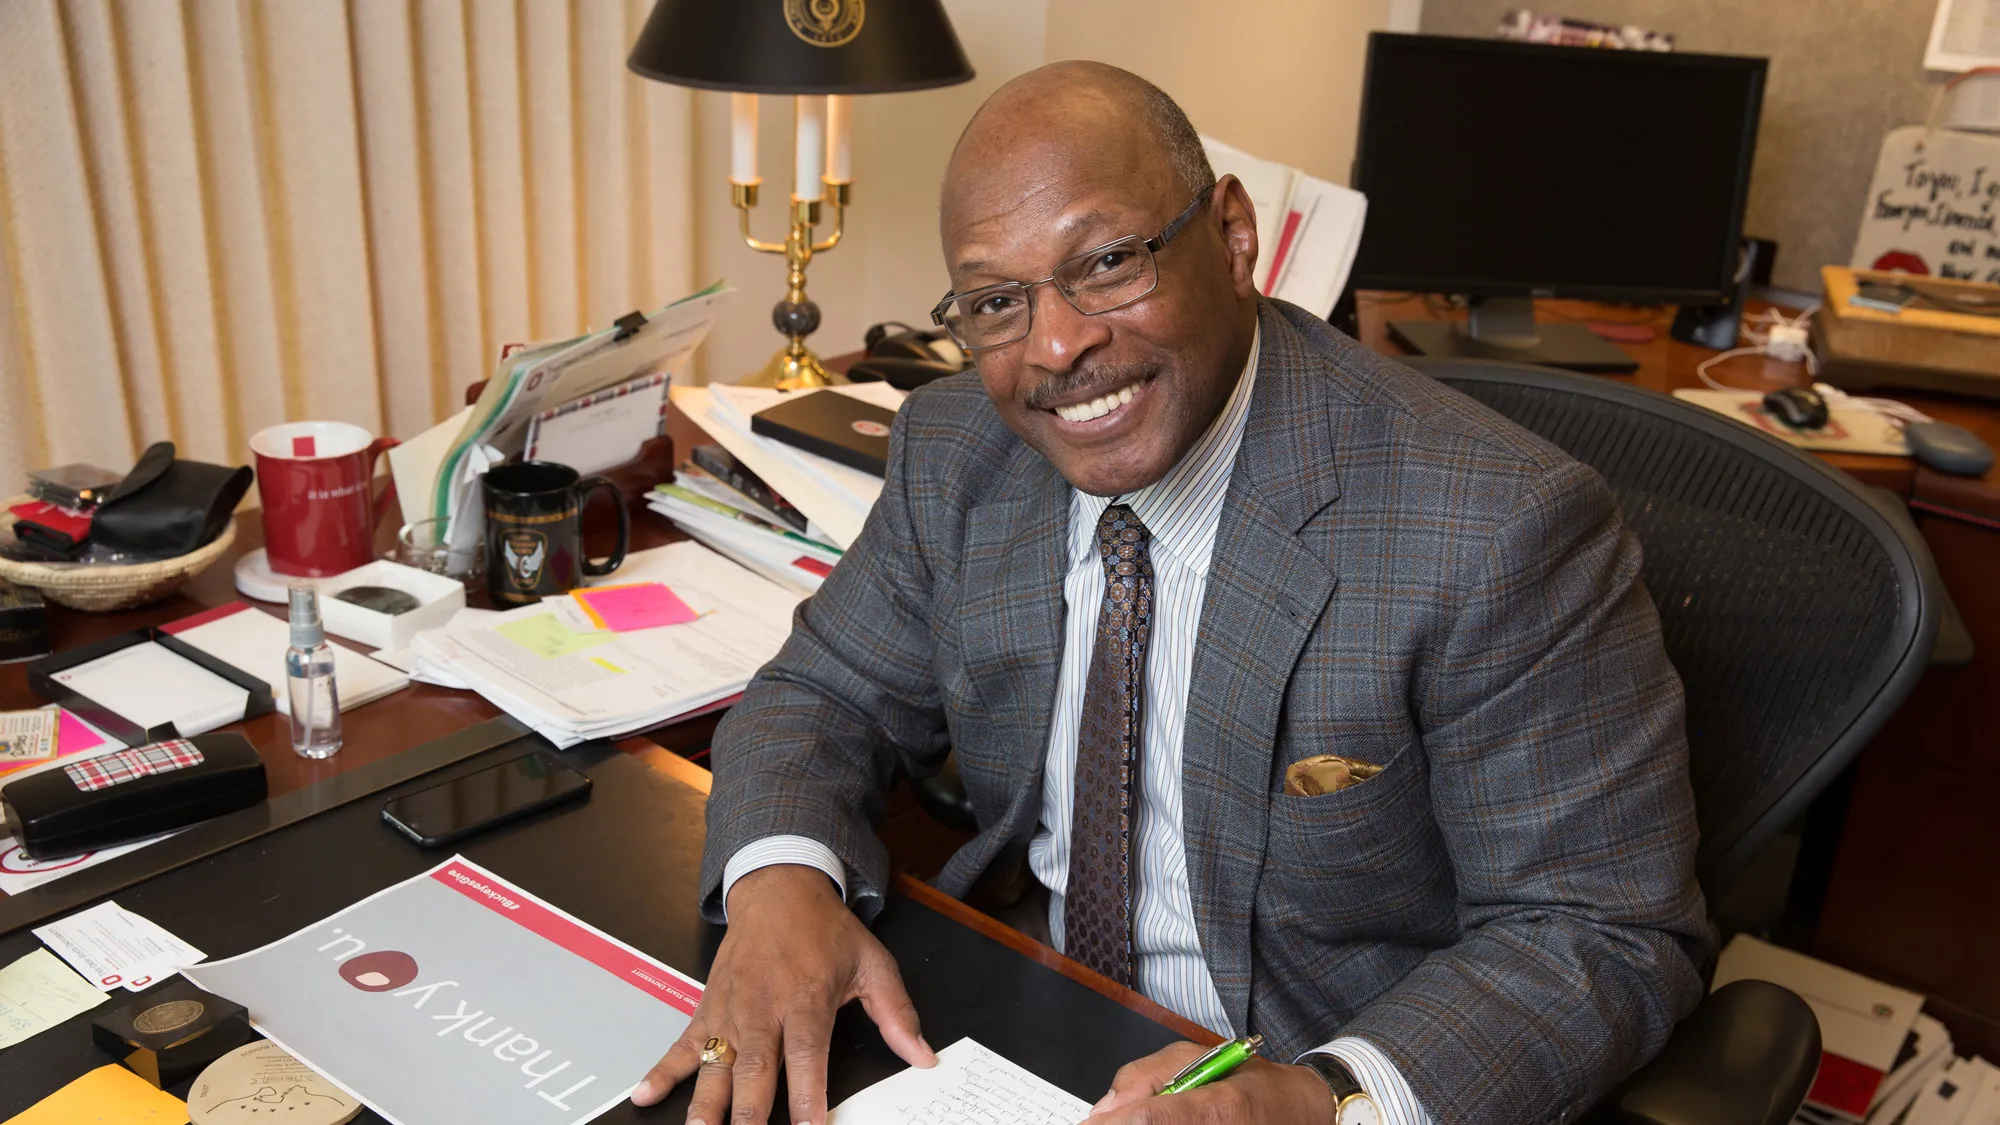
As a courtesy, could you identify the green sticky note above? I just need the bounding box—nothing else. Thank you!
[495,613,614,659]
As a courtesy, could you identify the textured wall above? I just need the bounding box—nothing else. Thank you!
[1046,0,1394,186]
[1421,0,1944,293]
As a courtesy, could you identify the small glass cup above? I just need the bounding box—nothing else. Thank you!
[393,518,482,588]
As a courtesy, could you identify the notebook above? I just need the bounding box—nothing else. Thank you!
[163,601,410,715]
[749,390,895,477]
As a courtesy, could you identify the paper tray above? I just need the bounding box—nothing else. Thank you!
[24,627,277,746]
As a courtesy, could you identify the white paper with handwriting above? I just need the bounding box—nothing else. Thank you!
[829,1038,1091,1125]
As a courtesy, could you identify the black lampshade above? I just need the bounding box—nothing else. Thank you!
[627,0,975,95]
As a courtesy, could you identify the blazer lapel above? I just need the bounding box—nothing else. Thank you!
[1183,304,1341,1032]
[957,445,1070,837]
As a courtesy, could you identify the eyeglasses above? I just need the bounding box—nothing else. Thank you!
[930,184,1216,351]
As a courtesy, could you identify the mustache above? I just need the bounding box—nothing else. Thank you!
[1024,361,1160,411]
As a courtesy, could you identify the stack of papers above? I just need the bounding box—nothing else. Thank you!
[407,542,801,747]
[1202,135,1367,317]
[163,601,410,715]
[667,381,906,549]
[419,282,730,559]
[1712,934,1997,1125]
[648,469,843,595]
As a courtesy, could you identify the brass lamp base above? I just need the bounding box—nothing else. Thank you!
[733,177,850,392]
[752,344,835,390]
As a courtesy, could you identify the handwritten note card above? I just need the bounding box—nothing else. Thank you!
[0,948,109,1049]
[1852,125,2000,282]
[828,1038,1092,1125]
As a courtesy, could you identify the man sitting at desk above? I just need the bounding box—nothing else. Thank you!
[633,62,1711,1125]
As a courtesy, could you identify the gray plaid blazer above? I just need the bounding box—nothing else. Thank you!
[702,299,1713,1125]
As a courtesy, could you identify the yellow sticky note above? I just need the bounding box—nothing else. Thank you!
[494,613,613,659]
[4,1064,188,1124]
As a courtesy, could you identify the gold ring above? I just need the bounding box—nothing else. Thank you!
[699,1036,737,1069]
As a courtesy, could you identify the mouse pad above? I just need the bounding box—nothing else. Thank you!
[1672,390,1910,456]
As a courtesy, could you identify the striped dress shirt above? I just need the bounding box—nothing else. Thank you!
[725,326,1432,1124]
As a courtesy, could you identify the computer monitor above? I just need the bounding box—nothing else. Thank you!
[1349,33,1767,372]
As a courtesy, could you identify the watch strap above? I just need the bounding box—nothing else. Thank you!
[1302,1051,1367,1101]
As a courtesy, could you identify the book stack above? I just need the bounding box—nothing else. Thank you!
[647,446,843,594]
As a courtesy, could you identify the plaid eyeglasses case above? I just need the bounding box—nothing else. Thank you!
[1,732,266,859]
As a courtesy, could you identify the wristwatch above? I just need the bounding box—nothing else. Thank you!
[1301,1054,1381,1125]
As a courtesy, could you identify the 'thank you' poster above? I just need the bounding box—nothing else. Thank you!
[184,855,701,1125]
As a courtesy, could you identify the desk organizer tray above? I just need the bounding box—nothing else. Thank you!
[24,627,276,746]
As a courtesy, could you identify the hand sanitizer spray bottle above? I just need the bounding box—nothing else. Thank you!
[286,584,343,759]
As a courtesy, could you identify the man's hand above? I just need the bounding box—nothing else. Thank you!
[1086,1042,1339,1125]
[630,864,936,1123]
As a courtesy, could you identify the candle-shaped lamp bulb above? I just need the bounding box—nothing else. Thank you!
[730,93,758,185]
[794,95,825,201]
[826,95,852,185]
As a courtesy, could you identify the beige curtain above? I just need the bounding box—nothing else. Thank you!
[0,0,695,496]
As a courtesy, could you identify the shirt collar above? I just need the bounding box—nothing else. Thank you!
[1068,322,1261,573]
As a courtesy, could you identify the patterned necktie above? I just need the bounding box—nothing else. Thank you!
[1064,503,1154,988]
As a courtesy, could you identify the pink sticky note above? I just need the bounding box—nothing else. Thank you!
[57,709,106,755]
[0,709,106,779]
[574,582,698,632]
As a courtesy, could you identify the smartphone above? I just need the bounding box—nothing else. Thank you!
[381,750,592,848]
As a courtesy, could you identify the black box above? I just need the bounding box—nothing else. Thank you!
[24,626,275,746]
[92,979,258,1088]
[0,580,49,664]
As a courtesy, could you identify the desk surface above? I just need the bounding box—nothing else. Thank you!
[1356,294,2000,517]
[0,404,721,803]
[0,734,1190,1121]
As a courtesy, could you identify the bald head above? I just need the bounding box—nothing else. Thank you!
[944,62,1212,215]
[932,62,1261,499]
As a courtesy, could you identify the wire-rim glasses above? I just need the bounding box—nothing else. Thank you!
[930,183,1216,351]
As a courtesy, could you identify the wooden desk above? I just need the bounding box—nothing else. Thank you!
[1361,293,2000,1059]
[0,400,724,858]
[1357,293,2000,499]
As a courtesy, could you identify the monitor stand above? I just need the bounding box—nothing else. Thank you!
[1388,295,1639,374]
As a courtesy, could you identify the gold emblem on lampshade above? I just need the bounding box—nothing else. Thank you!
[784,0,864,47]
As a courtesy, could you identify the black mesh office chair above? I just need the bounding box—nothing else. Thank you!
[1412,359,1939,1125]
[914,359,1941,1125]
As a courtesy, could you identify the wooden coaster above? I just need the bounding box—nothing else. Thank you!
[187,1041,362,1125]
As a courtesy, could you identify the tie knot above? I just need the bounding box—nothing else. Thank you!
[1095,503,1151,577]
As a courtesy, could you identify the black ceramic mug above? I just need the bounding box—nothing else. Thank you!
[481,461,628,606]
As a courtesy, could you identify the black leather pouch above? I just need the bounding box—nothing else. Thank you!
[90,442,253,561]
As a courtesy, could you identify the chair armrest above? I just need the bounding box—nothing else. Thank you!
[1585,980,1821,1125]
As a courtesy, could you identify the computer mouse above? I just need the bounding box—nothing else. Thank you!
[1905,421,1995,477]
[1762,386,1829,430]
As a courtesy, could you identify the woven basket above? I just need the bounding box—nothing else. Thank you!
[0,495,237,612]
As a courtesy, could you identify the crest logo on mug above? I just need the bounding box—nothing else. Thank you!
[482,461,628,606]
[503,530,548,590]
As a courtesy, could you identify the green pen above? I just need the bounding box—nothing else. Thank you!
[1157,1034,1264,1095]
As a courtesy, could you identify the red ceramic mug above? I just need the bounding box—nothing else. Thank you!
[251,421,400,577]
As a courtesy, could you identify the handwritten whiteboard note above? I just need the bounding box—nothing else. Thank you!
[1852,125,2000,283]
[828,1038,1092,1125]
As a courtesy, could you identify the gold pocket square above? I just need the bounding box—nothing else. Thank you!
[1283,755,1384,798]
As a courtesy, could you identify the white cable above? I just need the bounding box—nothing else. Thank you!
[1814,383,1933,428]
[1698,305,1823,390]
[1696,346,1771,391]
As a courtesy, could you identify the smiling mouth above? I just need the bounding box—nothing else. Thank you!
[1052,384,1137,423]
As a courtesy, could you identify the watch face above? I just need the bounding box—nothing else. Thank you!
[1338,1096,1382,1125]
